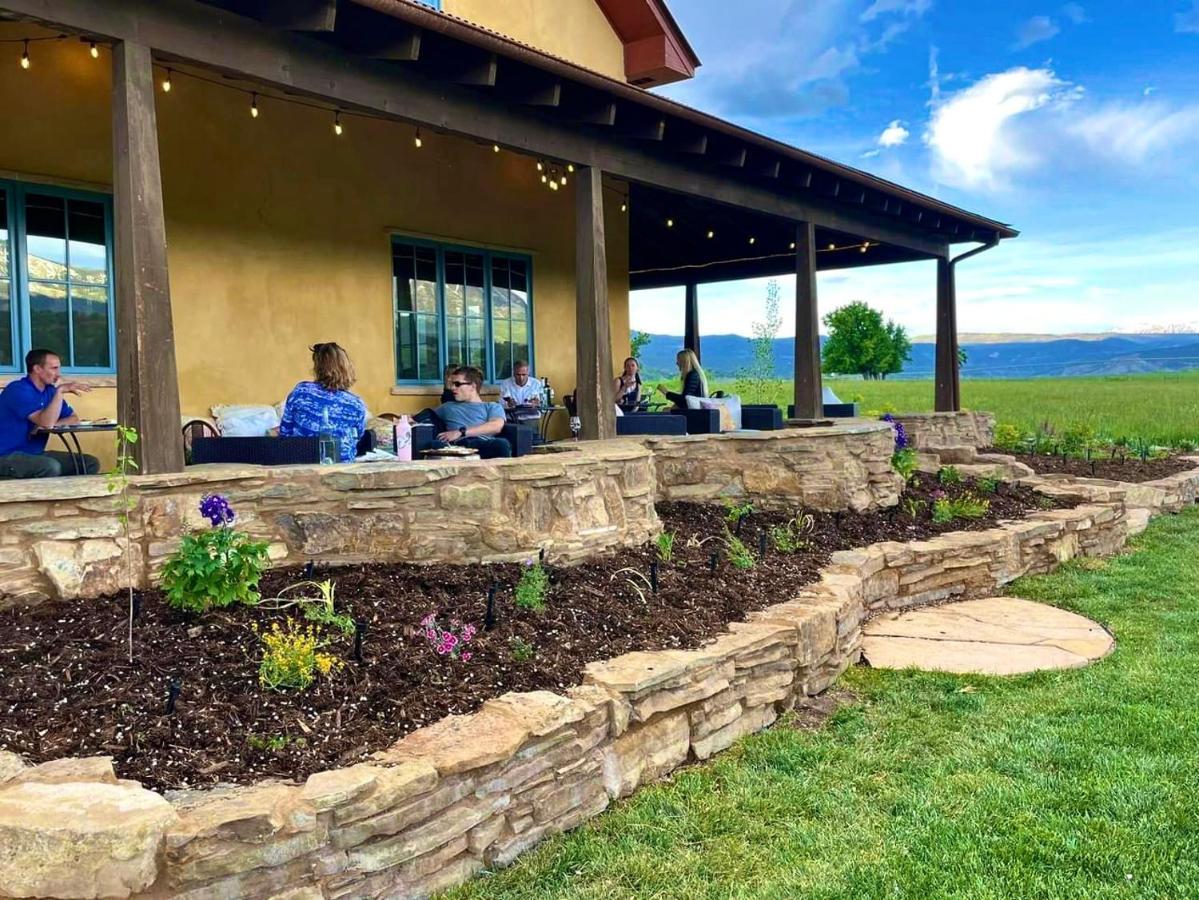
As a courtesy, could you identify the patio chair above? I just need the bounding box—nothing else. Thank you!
[409,408,534,457]
[190,431,376,466]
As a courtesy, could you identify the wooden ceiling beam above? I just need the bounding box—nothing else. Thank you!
[496,69,562,107]
[261,0,337,32]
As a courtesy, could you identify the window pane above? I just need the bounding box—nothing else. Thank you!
[415,247,436,284]
[26,194,67,282]
[394,260,415,312]
[417,314,440,379]
[445,282,464,317]
[71,285,110,368]
[396,311,417,381]
[446,316,464,369]
[414,279,437,314]
[29,282,69,360]
[68,199,108,284]
[467,317,486,372]
[0,280,11,368]
[0,188,8,280]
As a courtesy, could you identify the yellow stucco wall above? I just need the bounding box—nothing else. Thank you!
[442,0,626,81]
[0,29,630,466]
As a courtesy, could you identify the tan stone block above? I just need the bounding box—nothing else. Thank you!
[584,648,700,696]
[172,829,323,886]
[484,690,586,739]
[332,776,468,849]
[689,698,743,740]
[34,538,139,600]
[10,756,116,787]
[601,711,689,799]
[344,795,503,874]
[565,683,625,737]
[0,781,177,899]
[630,664,731,722]
[167,784,311,850]
[467,815,507,856]
[302,765,378,812]
[738,669,795,708]
[0,751,27,785]
[440,483,497,511]
[388,706,529,777]
[692,703,777,760]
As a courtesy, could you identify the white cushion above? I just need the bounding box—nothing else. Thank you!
[211,403,281,437]
[822,386,843,404]
[699,395,743,432]
[685,395,704,410]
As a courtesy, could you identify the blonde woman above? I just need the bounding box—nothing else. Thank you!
[657,348,708,410]
[279,342,367,461]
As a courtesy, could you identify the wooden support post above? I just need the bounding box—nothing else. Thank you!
[935,256,959,412]
[683,282,700,363]
[113,41,185,474]
[575,166,616,440]
[793,221,823,419]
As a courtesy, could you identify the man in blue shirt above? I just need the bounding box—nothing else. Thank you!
[434,366,512,459]
[0,349,99,479]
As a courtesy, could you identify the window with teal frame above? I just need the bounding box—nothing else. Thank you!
[0,179,116,374]
[392,237,533,384]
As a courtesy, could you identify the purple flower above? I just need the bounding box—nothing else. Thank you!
[882,414,908,451]
[199,494,235,527]
[931,489,947,500]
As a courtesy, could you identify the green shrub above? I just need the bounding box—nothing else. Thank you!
[937,466,963,486]
[724,532,755,569]
[723,499,754,526]
[891,448,919,483]
[977,476,1000,494]
[515,560,549,612]
[903,498,927,519]
[656,531,675,563]
[932,493,990,524]
[258,620,342,692]
[160,526,270,614]
[1060,424,1095,456]
[510,636,535,663]
[770,512,814,552]
[992,423,1024,451]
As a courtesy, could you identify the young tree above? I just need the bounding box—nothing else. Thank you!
[735,279,783,403]
[821,301,912,380]
[629,330,652,363]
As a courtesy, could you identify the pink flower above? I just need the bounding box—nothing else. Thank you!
[462,625,477,641]
[461,652,473,662]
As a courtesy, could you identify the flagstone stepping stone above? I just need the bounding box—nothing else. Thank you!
[862,596,1113,676]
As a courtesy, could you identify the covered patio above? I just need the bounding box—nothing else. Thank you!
[0,0,1016,477]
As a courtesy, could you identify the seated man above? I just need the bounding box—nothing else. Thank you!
[498,360,543,422]
[0,349,98,479]
[434,366,512,459]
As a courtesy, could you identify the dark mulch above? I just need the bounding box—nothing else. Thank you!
[987,449,1197,483]
[0,477,1064,792]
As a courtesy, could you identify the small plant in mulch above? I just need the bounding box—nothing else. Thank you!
[723,499,754,527]
[260,579,355,636]
[247,733,306,752]
[903,498,928,519]
[160,494,270,615]
[891,448,919,483]
[656,531,676,563]
[993,422,1023,451]
[770,512,814,553]
[976,476,1000,494]
[931,491,990,525]
[724,531,755,569]
[937,466,964,487]
[514,559,550,612]
[257,620,343,691]
[509,636,535,663]
[419,614,477,661]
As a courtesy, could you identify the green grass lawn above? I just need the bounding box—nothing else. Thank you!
[450,509,1199,899]
[700,371,1199,447]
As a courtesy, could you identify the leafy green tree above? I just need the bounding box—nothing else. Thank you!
[821,301,911,380]
[735,279,783,403]
[958,346,968,367]
[630,330,652,363]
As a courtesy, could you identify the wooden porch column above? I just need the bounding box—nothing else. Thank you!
[113,41,184,473]
[575,166,616,440]
[792,221,823,419]
[935,256,959,412]
[683,282,701,362]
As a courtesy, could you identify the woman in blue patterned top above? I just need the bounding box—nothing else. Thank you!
[279,342,367,462]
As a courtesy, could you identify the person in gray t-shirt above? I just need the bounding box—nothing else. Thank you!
[433,366,512,459]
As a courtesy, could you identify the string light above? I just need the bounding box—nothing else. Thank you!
[333,110,343,136]
[666,218,674,228]
[20,40,30,69]
[250,93,259,118]
[493,144,500,153]
[549,178,559,191]
[560,174,567,186]
[621,202,628,212]
[860,241,870,253]
[536,160,544,172]
[567,163,575,173]
[827,243,836,250]
[707,230,715,239]
[414,128,422,148]
[748,236,756,245]
[161,68,172,92]
[790,242,796,250]
[89,41,99,59]
[541,173,548,184]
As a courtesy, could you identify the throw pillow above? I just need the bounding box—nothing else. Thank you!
[685,395,704,410]
[211,404,281,437]
[700,395,743,432]
[366,416,397,453]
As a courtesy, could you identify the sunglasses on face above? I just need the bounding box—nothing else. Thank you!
[450,380,472,388]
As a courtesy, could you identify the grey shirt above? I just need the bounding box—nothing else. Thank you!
[436,400,506,432]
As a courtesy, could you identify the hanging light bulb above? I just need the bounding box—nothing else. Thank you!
[790,242,797,250]
[859,242,869,253]
[666,218,674,228]
[161,68,172,92]
[749,236,756,245]
[828,243,836,250]
[549,179,560,191]
[250,93,259,118]
[540,173,548,184]
[414,128,423,148]
[493,144,500,153]
[20,40,30,69]
[89,41,99,59]
[536,159,544,172]
[707,230,715,239]
[333,111,343,136]
[560,174,567,186]
[621,201,628,213]
[567,163,575,173]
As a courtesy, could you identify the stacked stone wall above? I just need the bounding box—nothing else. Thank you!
[893,411,995,463]
[0,488,1133,899]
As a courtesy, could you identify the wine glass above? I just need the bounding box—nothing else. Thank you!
[570,417,582,441]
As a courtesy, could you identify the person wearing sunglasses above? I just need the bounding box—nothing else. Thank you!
[432,366,512,459]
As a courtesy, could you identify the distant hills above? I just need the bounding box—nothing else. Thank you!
[636,332,1199,380]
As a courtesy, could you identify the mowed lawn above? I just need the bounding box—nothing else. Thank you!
[450,510,1199,899]
[705,371,1199,447]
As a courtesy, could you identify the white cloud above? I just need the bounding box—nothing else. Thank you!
[1013,15,1061,49]
[878,119,910,147]
[1069,102,1199,164]
[861,0,933,23]
[1062,3,1088,25]
[1176,1,1199,33]
[924,67,1080,190]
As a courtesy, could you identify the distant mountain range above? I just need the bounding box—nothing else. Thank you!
[636,332,1199,379]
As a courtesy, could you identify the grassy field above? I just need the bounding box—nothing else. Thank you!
[698,371,1199,447]
[450,509,1199,899]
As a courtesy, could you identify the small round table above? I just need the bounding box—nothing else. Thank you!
[34,423,118,475]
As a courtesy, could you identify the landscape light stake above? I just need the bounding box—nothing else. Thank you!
[1091,460,1097,477]
[485,584,498,631]
[758,532,768,557]
[165,675,182,716]
[538,547,546,563]
[650,561,659,594]
[132,593,141,620]
[709,551,719,574]
[353,620,368,664]
[304,560,316,579]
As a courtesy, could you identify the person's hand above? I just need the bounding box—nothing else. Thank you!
[529,395,541,407]
[437,430,461,443]
[502,396,514,408]
[57,381,92,395]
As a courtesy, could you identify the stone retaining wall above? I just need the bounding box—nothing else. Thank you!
[892,411,995,463]
[642,421,901,511]
[0,490,1133,899]
[0,443,660,606]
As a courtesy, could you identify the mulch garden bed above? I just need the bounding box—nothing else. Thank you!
[0,476,1066,793]
[988,449,1198,483]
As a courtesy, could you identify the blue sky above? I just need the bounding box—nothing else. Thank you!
[631,1,1199,338]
